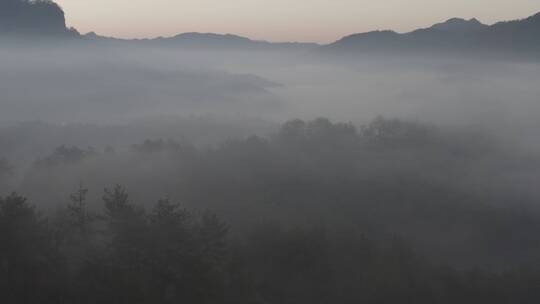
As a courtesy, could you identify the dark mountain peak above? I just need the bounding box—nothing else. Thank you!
[525,11,540,23]
[339,30,399,43]
[429,17,488,33]
[0,0,77,37]
[345,30,398,38]
[323,11,540,57]
[171,32,252,43]
[487,11,540,28]
[478,11,540,50]
[152,32,317,50]
[152,32,259,49]
[78,30,318,51]
[84,31,99,38]
[326,30,401,52]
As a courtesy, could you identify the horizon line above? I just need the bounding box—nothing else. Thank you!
[68,9,540,44]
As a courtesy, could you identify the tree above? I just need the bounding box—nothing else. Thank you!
[36,145,94,167]
[244,223,335,304]
[66,183,96,239]
[145,200,232,303]
[0,193,65,303]
[98,185,149,302]
[360,116,433,145]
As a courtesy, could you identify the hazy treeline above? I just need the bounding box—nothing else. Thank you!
[2,117,540,303]
[4,117,540,269]
[2,1,540,302]
[2,171,540,303]
[0,116,276,166]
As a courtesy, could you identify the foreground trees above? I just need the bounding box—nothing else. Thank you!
[0,193,65,303]
[2,118,540,303]
[1,187,540,304]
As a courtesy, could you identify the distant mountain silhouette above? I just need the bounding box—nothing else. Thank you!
[154,32,264,48]
[84,31,318,51]
[479,12,540,50]
[429,18,488,34]
[0,0,78,38]
[3,0,539,57]
[323,12,540,57]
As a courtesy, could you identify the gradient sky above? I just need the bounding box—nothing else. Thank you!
[55,0,540,43]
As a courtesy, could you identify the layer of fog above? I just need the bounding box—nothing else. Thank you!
[2,44,540,130]
[3,42,540,269]
[1,43,540,188]
[1,43,540,168]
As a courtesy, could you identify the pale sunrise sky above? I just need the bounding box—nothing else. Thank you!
[54,0,540,43]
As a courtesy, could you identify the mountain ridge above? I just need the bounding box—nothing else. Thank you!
[428,18,488,33]
[323,11,540,56]
[83,31,319,51]
[1,0,539,57]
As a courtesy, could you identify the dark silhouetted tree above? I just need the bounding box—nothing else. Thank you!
[0,193,65,303]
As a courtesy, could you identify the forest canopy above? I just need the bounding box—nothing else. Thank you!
[1,117,540,303]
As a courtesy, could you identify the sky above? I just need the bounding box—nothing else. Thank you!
[55,0,540,43]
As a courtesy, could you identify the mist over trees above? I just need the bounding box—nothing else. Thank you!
[2,0,540,302]
[3,118,540,271]
[2,179,540,304]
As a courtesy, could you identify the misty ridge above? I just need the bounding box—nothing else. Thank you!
[3,0,540,303]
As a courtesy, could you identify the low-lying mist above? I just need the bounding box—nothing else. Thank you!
[2,41,540,260]
[3,41,540,303]
[2,44,540,126]
[1,116,540,268]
